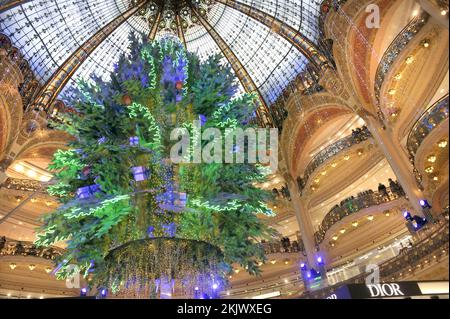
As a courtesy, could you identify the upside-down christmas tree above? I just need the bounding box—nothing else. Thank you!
[36,34,276,298]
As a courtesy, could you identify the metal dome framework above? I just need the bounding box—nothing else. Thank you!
[0,0,330,126]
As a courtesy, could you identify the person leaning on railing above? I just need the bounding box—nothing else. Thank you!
[0,236,5,251]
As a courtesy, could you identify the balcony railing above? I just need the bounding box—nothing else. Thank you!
[303,213,449,299]
[0,177,46,193]
[407,94,449,158]
[298,126,372,193]
[0,33,41,109]
[375,11,429,104]
[260,238,305,255]
[314,185,405,245]
[0,237,64,260]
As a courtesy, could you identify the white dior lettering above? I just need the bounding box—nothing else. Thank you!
[367,284,405,297]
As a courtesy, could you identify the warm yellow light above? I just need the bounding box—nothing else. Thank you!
[344,155,350,161]
[394,73,402,81]
[427,155,437,163]
[339,228,346,234]
[357,150,364,156]
[438,139,448,148]
[45,267,52,274]
[405,56,414,64]
[422,41,430,48]
[412,10,419,17]
[352,221,359,227]
[385,212,390,217]
[28,264,36,271]
[388,89,396,96]
[425,166,434,174]
[27,170,37,178]
[441,10,447,16]
[234,269,240,274]
[331,163,337,168]
[270,259,277,265]
[332,235,339,241]
[433,176,439,182]
[9,263,17,270]
[14,163,24,172]
[40,175,52,182]
[321,171,327,176]
[314,178,320,184]
[367,215,374,221]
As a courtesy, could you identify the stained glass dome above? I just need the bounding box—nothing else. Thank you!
[0,0,325,106]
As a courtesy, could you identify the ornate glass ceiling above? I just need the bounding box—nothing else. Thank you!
[0,0,323,106]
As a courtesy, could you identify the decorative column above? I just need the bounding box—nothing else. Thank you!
[418,0,449,29]
[283,173,328,290]
[0,170,7,184]
[365,116,426,216]
[284,174,316,267]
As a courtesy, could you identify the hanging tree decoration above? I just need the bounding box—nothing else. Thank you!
[36,34,276,298]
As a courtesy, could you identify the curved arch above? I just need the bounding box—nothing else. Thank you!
[326,0,402,115]
[287,110,357,177]
[281,91,356,176]
[13,131,71,163]
[391,39,449,141]
[0,70,24,159]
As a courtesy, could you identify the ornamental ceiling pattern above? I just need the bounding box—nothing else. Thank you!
[0,0,323,105]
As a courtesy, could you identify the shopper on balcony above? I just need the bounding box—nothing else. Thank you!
[388,178,403,198]
[0,236,5,251]
[378,183,390,201]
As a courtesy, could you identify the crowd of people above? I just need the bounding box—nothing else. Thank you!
[350,125,371,143]
[260,237,304,254]
[316,180,405,243]
[272,185,291,201]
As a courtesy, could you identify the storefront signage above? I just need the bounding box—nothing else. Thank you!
[325,281,425,299]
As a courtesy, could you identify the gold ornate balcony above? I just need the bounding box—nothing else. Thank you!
[407,94,449,158]
[314,186,405,245]
[0,237,64,260]
[297,126,372,194]
[375,11,429,106]
[0,177,46,193]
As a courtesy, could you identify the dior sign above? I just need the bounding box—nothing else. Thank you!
[325,282,423,299]
[367,284,405,298]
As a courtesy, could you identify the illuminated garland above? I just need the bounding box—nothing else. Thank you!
[140,46,157,89]
[127,102,162,149]
[63,195,130,220]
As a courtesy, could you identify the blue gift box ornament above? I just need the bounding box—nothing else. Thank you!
[162,223,177,237]
[131,166,150,182]
[199,114,207,126]
[76,184,101,200]
[129,136,139,146]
